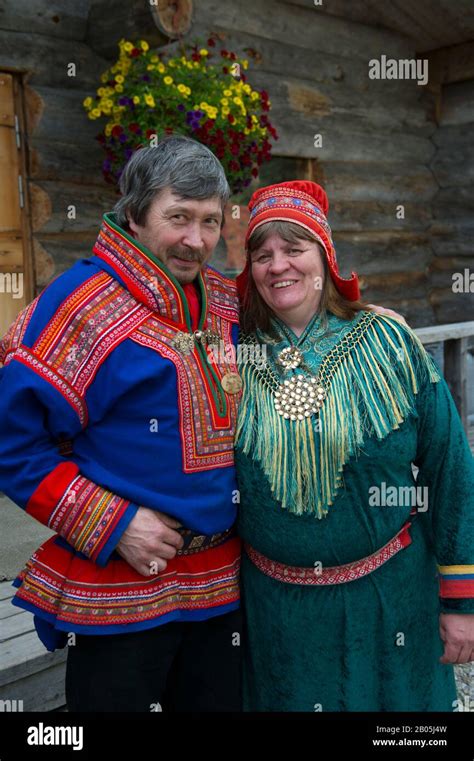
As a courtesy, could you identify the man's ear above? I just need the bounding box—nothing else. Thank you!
[126,212,139,235]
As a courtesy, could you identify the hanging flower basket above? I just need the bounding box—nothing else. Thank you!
[83,36,278,194]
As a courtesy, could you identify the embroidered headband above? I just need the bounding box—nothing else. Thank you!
[236,180,360,302]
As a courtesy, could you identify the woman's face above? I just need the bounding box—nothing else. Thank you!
[250,232,325,320]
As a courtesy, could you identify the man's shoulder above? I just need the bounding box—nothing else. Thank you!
[204,265,240,320]
[0,258,132,366]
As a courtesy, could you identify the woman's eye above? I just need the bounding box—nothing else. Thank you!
[289,249,303,254]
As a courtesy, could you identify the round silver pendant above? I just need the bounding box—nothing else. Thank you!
[273,376,326,420]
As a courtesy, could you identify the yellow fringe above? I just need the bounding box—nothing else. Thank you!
[234,313,441,517]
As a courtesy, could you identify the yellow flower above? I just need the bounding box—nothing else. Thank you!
[193,61,200,68]
[158,63,166,73]
[187,62,193,69]
[185,86,191,95]
[133,95,141,104]
[251,91,259,101]
[244,128,250,134]
[177,84,187,94]
[164,76,173,85]
[115,75,124,83]
[199,101,208,109]
[140,40,149,51]
[145,94,155,107]
[105,124,112,136]
[115,84,123,92]
[242,59,249,70]
[97,87,106,96]
[199,49,209,56]
[243,84,251,94]
[100,73,108,83]
[151,55,159,63]
[233,97,242,105]
[221,98,229,106]
[123,42,133,52]
[91,108,101,118]
[224,89,232,97]
[146,64,155,71]
[83,97,93,108]
[222,108,230,116]
[168,60,175,67]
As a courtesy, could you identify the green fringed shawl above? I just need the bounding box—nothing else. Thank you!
[234,311,441,518]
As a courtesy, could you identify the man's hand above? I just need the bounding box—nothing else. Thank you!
[367,304,408,325]
[439,613,474,664]
[116,506,184,576]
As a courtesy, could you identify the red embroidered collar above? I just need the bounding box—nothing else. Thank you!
[93,213,208,332]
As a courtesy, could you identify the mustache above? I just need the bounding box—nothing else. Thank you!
[168,248,204,263]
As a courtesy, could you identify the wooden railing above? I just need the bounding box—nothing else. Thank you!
[415,321,474,434]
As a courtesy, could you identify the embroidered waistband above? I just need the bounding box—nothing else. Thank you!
[177,526,236,555]
[244,519,413,586]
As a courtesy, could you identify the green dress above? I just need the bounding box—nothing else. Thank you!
[234,310,474,712]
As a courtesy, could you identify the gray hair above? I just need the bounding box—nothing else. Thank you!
[113,135,231,229]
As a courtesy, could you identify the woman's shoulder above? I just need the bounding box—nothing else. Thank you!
[346,310,442,390]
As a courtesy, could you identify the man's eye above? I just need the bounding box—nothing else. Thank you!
[172,214,186,221]
[205,218,219,225]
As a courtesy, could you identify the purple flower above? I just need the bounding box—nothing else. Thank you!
[124,148,133,159]
[119,133,127,143]
[103,159,111,171]
[177,104,185,111]
[141,75,150,82]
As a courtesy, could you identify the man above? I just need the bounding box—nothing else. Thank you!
[0,137,242,711]
[0,136,400,712]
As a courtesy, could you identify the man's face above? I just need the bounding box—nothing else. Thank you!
[127,187,223,284]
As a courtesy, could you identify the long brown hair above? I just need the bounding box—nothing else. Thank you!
[241,220,372,335]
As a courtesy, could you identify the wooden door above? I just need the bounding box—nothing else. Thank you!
[0,72,32,339]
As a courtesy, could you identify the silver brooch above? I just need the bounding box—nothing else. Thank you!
[173,332,196,354]
[277,346,303,370]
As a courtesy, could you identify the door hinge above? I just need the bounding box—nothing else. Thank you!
[18,174,24,208]
[14,114,21,149]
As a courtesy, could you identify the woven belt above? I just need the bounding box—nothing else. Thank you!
[244,518,414,586]
[177,526,235,555]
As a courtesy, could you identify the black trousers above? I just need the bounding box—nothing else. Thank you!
[65,608,242,712]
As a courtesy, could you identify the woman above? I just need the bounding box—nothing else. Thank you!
[234,180,474,711]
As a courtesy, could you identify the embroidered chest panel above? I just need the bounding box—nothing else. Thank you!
[130,306,241,473]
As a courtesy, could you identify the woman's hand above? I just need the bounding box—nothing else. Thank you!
[439,613,474,663]
[367,304,408,325]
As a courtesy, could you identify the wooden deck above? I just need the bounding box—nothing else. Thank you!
[0,582,67,712]
[1,419,473,712]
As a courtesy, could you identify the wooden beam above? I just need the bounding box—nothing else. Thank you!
[444,337,469,429]
[426,41,474,91]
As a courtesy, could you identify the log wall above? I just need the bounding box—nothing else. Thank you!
[0,0,472,326]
